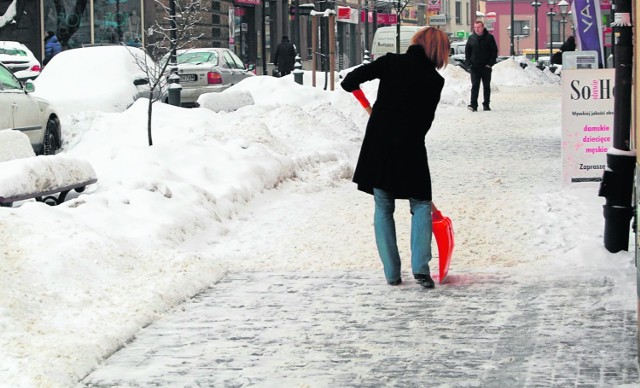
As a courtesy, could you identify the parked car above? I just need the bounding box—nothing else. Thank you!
[0,41,41,81]
[164,48,255,107]
[33,45,164,116]
[450,53,469,72]
[0,62,61,155]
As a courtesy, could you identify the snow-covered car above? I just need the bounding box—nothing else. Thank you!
[0,41,41,81]
[164,48,255,107]
[33,45,165,116]
[0,62,61,155]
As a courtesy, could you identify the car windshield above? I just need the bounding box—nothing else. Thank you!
[0,48,27,57]
[177,52,218,65]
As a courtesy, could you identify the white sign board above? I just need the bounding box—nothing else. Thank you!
[429,14,447,26]
[563,51,599,70]
[561,69,615,186]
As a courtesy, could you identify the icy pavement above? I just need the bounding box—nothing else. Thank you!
[80,84,639,387]
[82,269,638,387]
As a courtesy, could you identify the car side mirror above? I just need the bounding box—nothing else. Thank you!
[246,63,255,71]
[133,78,149,86]
[24,80,35,93]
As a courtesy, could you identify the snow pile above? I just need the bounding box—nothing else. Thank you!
[492,56,560,85]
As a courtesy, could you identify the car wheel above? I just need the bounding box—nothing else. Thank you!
[43,118,59,155]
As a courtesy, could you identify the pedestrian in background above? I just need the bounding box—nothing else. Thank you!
[340,27,450,289]
[273,35,296,77]
[551,36,576,65]
[465,21,498,112]
[43,31,62,66]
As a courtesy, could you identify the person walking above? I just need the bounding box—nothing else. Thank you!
[273,35,296,77]
[465,21,498,112]
[43,31,62,66]
[340,27,450,289]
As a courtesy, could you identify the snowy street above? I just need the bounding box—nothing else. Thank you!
[1,57,638,387]
[80,84,639,386]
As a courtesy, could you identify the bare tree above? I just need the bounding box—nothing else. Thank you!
[129,0,205,146]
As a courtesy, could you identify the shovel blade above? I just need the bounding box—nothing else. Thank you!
[433,210,454,284]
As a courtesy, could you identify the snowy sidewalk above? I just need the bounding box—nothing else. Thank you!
[80,83,640,387]
[82,269,638,387]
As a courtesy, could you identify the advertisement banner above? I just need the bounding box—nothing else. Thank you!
[572,0,605,66]
[561,69,615,186]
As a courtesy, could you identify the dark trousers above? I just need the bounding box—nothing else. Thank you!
[469,66,492,108]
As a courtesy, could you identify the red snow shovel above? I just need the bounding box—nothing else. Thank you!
[432,203,454,284]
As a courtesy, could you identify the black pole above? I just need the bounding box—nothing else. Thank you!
[396,0,400,54]
[599,0,634,252]
[261,0,267,75]
[364,0,369,51]
[170,0,177,66]
[548,7,555,52]
[533,1,539,62]
[293,0,300,52]
[510,0,515,56]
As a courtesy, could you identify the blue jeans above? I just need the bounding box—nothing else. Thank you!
[373,188,432,282]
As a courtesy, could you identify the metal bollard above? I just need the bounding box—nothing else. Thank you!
[168,73,181,106]
[293,55,303,85]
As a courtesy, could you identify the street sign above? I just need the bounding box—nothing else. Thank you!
[429,14,447,26]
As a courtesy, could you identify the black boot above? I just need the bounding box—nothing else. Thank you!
[414,274,435,289]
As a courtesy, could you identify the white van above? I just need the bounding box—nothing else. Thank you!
[370,26,423,61]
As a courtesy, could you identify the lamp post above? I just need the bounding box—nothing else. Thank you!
[558,0,569,42]
[546,0,557,51]
[510,0,515,56]
[531,1,541,62]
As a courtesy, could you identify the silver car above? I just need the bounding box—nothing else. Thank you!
[168,48,255,107]
[0,62,61,155]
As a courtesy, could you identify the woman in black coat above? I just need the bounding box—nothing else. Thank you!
[341,27,449,288]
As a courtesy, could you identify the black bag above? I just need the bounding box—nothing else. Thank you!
[272,68,280,77]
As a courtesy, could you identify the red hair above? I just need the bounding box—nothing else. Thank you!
[410,27,450,70]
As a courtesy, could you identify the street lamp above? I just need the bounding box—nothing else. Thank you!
[510,0,515,56]
[547,0,557,52]
[531,1,541,62]
[558,0,570,42]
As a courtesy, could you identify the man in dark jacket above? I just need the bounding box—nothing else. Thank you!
[43,31,62,66]
[273,35,296,76]
[465,21,498,111]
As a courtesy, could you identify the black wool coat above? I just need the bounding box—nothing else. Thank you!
[340,45,444,200]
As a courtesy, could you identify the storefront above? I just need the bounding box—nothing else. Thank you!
[41,0,144,49]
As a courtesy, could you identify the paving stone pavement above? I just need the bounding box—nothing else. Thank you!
[82,269,639,387]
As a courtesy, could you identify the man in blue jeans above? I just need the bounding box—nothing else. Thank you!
[465,21,498,112]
